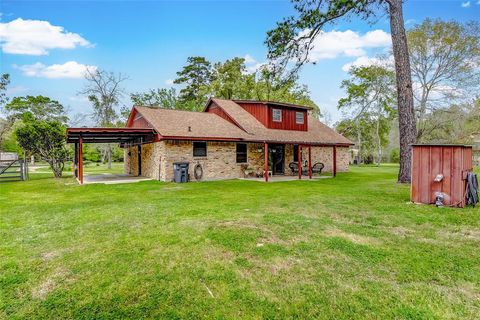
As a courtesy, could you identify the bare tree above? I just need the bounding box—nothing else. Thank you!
[408,19,480,141]
[338,65,396,166]
[79,69,128,169]
[0,74,11,147]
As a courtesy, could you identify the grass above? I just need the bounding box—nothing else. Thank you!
[1,165,479,319]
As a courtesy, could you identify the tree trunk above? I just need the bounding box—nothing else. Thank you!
[357,124,362,165]
[48,159,63,178]
[376,117,382,166]
[356,118,362,164]
[388,0,417,183]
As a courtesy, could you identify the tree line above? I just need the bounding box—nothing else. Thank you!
[336,19,480,166]
[129,56,321,116]
[0,3,478,180]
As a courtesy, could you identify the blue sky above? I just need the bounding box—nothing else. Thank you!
[1,0,479,124]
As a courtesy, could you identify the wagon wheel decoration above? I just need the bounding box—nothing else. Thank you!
[194,163,203,180]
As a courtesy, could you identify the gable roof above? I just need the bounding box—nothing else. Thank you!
[209,98,352,145]
[129,99,352,146]
[232,99,312,110]
[207,98,265,135]
[132,106,249,140]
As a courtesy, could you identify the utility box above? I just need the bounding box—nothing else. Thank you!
[173,162,189,183]
[411,144,473,207]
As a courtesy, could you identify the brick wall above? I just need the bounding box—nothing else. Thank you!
[125,141,350,181]
[124,146,138,175]
[160,140,244,181]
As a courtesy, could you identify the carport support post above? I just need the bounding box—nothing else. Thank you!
[73,142,78,178]
[264,142,268,182]
[79,136,84,184]
[298,144,302,180]
[333,145,337,177]
[308,145,312,179]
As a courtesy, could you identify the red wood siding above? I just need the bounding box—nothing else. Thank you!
[205,103,237,126]
[131,114,152,128]
[411,145,473,207]
[236,102,307,131]
[237,102,269,126]
[268,106,307,131]
[126,109,152,128]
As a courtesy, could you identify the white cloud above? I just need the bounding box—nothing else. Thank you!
[405,19,416,26]
[242,54,267,74]
[461,1,471,7]
[244,54,257,64]
[68,96,89,102]
[300,29,391,62]
[246,62,266,74]
[0,18,91,55]
[413,82,464,102]
[342,55,394,72]
[16,61,97,79]
[165,79,174,85]
[6,85,28,95]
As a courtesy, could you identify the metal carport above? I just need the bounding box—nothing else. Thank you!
[67,127,157,184]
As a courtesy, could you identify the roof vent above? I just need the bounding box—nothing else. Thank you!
[188,126,192,132]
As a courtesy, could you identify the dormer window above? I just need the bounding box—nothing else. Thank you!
[295,112,304,124]
[272,109,282,122]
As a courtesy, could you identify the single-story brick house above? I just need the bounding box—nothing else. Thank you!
[67,98,352,183]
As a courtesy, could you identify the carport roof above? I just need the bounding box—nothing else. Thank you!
[66,127,157,144]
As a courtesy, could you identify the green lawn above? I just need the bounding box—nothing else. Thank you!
[1,166,479,319]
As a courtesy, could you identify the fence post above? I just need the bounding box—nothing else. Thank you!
[25,159,29,180]
[20,160,25,181]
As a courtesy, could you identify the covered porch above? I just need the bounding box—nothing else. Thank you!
[261,142,340,183]
[67,127,157,184]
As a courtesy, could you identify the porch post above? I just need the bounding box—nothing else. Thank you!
[79,136,84,184]
[308,145,312,179]
[297,144,302,180]
[264,142,269,182]
[333,145,337,177]
[74,142,78,178]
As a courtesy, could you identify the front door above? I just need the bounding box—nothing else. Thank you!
[269,144,285,175]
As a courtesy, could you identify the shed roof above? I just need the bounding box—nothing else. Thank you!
[66,127,156,144]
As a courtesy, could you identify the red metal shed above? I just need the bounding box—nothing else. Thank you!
[411,144,473,207]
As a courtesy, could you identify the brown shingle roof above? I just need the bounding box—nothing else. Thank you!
[232,99,312,110]
[133,100,352,145]
[209,98,265,135]
[134,106,249,140]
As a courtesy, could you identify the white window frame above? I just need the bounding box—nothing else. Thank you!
[272,108,282,122]
[295,111,304,124]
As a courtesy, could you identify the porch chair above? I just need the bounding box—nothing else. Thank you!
[288,161,325,175]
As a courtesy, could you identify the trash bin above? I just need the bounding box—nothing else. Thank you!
[173,162,189,183]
